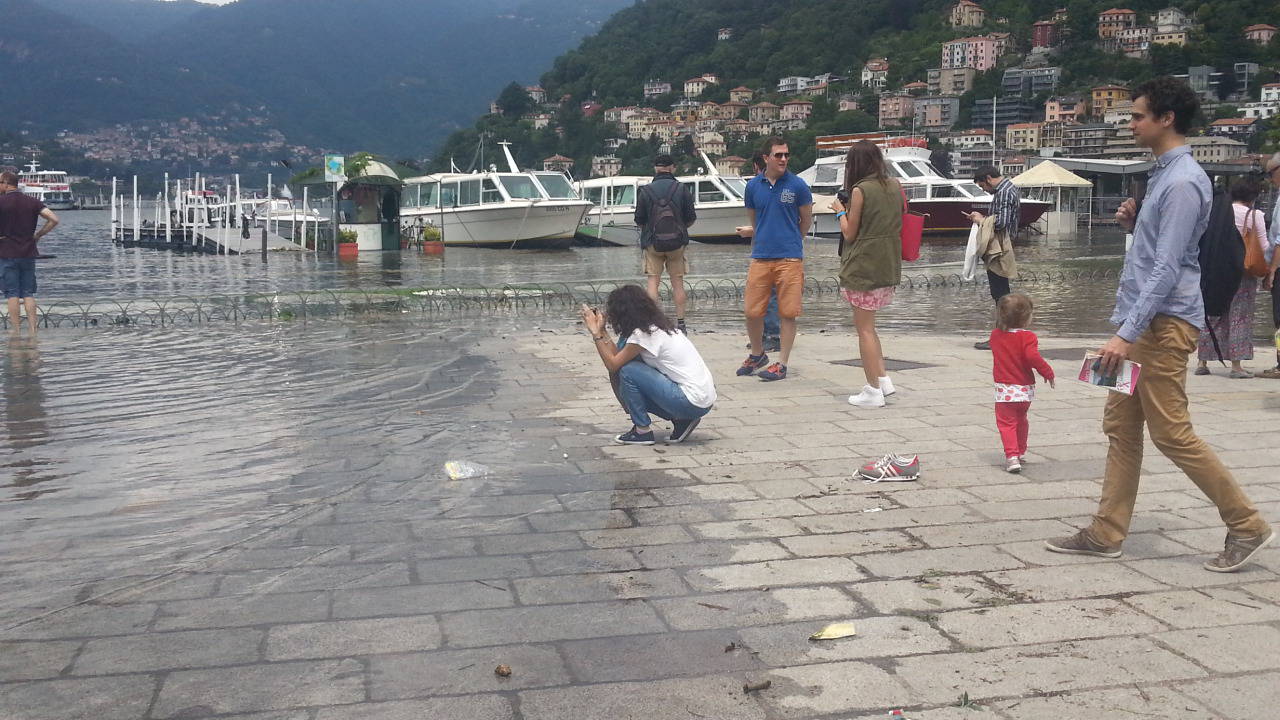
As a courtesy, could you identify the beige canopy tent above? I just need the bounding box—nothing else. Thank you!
[1011,160,1092,236]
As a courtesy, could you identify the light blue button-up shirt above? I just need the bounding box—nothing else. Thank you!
[1110,145,1211,342]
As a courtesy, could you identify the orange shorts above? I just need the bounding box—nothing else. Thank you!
[744,258,804,319]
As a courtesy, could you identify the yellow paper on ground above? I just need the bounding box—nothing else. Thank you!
[809,622,857,640]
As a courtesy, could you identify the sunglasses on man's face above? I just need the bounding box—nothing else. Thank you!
[771,152,790,159]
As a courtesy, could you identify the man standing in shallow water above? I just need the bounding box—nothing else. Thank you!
[1045,77,1273,571]
[0,171,59,334]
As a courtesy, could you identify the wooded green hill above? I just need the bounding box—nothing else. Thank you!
[431,0,1280,175]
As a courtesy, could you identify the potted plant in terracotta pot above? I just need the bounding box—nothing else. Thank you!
[422,224,444,255]
[337,229,359,259]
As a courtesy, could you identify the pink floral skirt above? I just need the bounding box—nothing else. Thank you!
[842,285,896,311]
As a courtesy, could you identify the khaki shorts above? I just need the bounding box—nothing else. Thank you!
[643,246,688,277]
[745,258,804,319]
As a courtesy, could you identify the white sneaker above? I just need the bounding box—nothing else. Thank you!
[1006,456,1022,473]
[878,376,895,397]
[848,385,886,408]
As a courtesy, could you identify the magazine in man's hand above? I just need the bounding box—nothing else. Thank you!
[1077,353,1142,395]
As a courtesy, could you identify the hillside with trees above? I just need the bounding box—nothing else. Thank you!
[432,0,1280,176]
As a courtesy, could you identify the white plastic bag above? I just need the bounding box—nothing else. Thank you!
[961,222,981,282]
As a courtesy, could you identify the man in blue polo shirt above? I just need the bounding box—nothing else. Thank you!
[737,136,812,381]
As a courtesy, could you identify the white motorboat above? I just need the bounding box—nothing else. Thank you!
[574,153,752,245]
[797,137,1049,234]
[399,143,591,249]
[17,162,76,210]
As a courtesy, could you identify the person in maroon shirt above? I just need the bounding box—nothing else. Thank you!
[988,293,1055,473]
[0,171,59,334]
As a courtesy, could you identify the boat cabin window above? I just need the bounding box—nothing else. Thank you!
[420,182,439,208]
[458,180,482,206]
[402,185,420,208]
[534,173,577,199]
[814,164,841,186]
[584,187,604,205]
[482,178,503,204]
[499,175,542,200]
[609,185,636,206]
[440,183,459,207]
[895,161,925,178]
[722,178,747,199]
[906,186,929,200]
[695,180,728,203]
[929,185,956,198]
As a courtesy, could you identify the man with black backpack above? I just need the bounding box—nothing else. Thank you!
[635,154,696,333]
[1046,77,1273,572]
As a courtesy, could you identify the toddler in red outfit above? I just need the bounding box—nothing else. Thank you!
[989,293,1055,473]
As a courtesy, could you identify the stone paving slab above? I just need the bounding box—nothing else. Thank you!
[3,328,1279,719]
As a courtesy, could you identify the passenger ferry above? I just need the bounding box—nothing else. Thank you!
[17,162,76,210]
[797,134,1049,234]
[399,143,591,249]
[574,152,752,246]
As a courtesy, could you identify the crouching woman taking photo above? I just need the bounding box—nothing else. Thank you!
[581,285,716,445]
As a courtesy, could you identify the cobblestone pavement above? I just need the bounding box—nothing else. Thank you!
[2,325,1279,719]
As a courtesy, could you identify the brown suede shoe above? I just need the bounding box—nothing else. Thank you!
[1204,529,1275,573]
[1258,367,1280,379]
[1044,530,1122,558]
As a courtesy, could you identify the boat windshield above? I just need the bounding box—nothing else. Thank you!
[534,173,578,199]
[895,161,925,179]
[957,182,987,198]
[722,177,748,199]
[608,184,636,206]
[499,175,544,200]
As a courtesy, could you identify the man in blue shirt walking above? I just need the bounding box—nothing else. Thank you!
[1046,77,1273,572]
[737,137,812,381]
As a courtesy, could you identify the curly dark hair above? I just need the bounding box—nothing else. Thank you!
[1133,76,1199,135]
[605,284,676,339]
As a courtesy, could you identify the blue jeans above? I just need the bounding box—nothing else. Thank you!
[763,288,780,338]
[616,359,710,429]
[0,258,37,299]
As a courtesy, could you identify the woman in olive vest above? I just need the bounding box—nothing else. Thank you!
[830,140,903,409]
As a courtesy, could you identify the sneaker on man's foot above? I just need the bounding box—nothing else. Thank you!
[763,336,782,352]
[614,428,656,445]
[848,384,885,408]
[758,362,788,381]
[736,353,769,376]
[1259,366,1280,379]
[1006,456,1022,473]
[878,376,895,397]
[1204,529,1275,572]
[974,340,991,350]
[1044,530,1121,558]
[669,417,701,444]
[858,454,920,482]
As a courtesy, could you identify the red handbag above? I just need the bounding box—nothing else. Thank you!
[900,188,926,262]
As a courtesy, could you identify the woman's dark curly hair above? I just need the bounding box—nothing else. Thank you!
[605,284,676,339]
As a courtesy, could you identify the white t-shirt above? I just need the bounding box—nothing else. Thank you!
[625,327,717,408]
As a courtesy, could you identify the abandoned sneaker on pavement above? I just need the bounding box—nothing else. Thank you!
[858,453,920,482]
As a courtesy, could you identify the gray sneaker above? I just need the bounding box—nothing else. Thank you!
[1044,530,1122,558]
[1204,529,1275,573]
